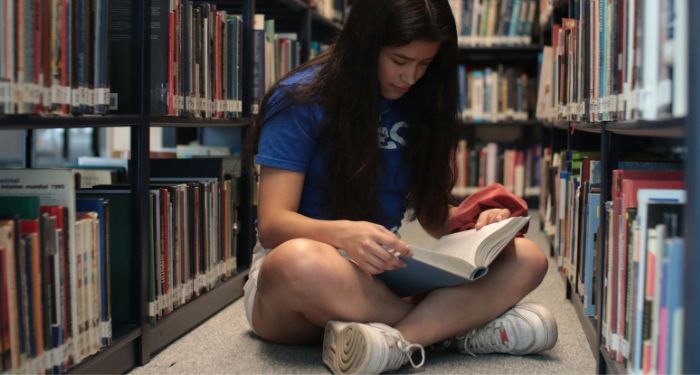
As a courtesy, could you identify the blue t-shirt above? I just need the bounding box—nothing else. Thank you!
[255,69,411,230]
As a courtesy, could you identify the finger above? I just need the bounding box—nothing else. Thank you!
[373,229,410,254]
[478,210,497,228]
[475,214,488,229]
[368,241,401,269]
[374,233,412,261]
[360,262,383,276]
[500,208,511,219]
[361,250,387,273]
[371,241,407,270]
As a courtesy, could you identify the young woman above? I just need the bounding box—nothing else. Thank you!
[243,0,557,373]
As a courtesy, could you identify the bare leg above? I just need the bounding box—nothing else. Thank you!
[252,237,547,347]
[395,237,548,345]
[251,238,413,344]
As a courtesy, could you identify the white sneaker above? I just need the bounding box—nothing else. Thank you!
[322,321,425,374]
[455,303,558,356]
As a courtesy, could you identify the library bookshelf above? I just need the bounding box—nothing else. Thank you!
[0,0,344,372]
[538,0,699,373]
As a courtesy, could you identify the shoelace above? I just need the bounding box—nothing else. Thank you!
[459,320,513,357]
[368,324,426,370]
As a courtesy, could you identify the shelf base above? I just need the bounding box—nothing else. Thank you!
[68,326,141,374]
[600,344,627,374]
[148,271,248,355]
[567,279,598,358]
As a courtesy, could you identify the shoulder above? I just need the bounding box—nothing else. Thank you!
[264,68,323,128]
[279,67,318,87]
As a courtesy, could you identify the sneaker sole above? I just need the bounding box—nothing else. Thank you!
[322,321,371,374]
[517,303,558,354]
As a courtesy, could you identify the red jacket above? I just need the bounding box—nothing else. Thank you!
[447,183,529,236]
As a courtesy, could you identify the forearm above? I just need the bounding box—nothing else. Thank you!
[257,210,346,249]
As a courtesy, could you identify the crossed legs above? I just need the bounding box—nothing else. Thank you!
[251,237,548,346]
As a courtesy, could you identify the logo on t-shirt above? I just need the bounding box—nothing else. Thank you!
[378,121,407,150]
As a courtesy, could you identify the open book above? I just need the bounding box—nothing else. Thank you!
[378,216,530,297]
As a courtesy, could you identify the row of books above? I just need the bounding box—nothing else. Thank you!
[453,141,541,198]
[0,156,242,371]
[448,0,537,47]
[0,0,110,115]
[0,170,113,374]
[540,151,685,374]
[537,0,552,28]
[457,65,531,122]
[308,0,345,24]
[252,15,305,114]
[309,41,331,59]
[149,0,243,119]
[535,0,688,122]
[0,0,329,119]
[145,158,240,323]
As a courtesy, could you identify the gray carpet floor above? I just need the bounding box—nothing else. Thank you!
[130,213,596,374]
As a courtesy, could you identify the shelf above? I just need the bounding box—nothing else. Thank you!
[605,117,684,138]
[68,325,141,374]
[0,114,143,129]
[459,45,541,54]
[543,121,571,130]
[215,0,306,13]
[311,11,342,32]
[452,186,539,198]
[544,118,685,137]
[148,271,247,355]
[462,120,539,127]
[567,278,598,357]
[270,0,307,12]
[459,45,541,66]
[573,123,603,134]
[150,116,251,128]
[600,345,627,374]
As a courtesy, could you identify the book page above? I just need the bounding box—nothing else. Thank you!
[428,216,529,266]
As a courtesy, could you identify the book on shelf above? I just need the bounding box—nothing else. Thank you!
[1,0,110,115]
[453,141,541,199]
[378,216,530,297]
[251,14,303,114]
[148,1,243,118]
[536,0,688,123]
[458,64,532,122]
[606,171,683,364]
[627,188,685,373]
[449,0,537,47]
[308,0,345,23]
[0,169,114,372]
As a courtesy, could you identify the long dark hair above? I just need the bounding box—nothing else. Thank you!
[244,0,459,229]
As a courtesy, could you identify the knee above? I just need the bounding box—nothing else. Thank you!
[514,238,548,288]
[258,239,343,296]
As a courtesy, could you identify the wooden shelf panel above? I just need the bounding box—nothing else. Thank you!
[543,118,684,137]
[68,325,141,374]
[0,114,142,129]
[459,45,541,66]
[452,186,539,198]
[213,0,306,13]
[150,116,251,128]
[606,117,684,138]
[311,11,342,31]
[461,120,540,127]
[574,123,603,134]
[567,278,598,357]
[600,345,627,374]
[148,271,247,355]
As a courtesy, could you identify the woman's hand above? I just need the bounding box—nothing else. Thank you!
[474,208,511,230]
[333,220,413,276]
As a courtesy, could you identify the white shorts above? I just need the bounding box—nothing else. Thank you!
[243,242,271,334]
